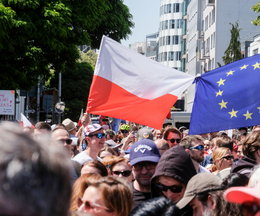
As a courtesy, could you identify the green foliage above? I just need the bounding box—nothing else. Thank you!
[0,0,133,90]
[252,2,260,25]
[79,50,98,70]
[222,23,242,65]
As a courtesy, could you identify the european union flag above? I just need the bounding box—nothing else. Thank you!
[189,54,260,135]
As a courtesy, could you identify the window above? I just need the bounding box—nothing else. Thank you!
[176,51,181,60]
[253,48,259,55]
[168,52,174,61]
[163,52,168,61]
[166,36,171,45]
[166,4,171,13]
[164,20,168,29]
[169,19,175,29]
[173,3,180,12]
[205,16,208,31]
[212,8,215,24]
[172,35,180,44]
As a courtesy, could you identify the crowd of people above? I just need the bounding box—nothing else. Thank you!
[0,113,259,216]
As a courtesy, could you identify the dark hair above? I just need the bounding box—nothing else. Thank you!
[222,173,249,188]
[82,160,108,176]
[163,127,182,140]
[35,121,51,131]
[242,131,260,160]
[130,197,177,216]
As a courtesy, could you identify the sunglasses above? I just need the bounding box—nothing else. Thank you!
[112,170,132,177]
[58,138,72,145]
[80,199,111,212]
[89,133,106,139]
[156,183,183,193]
[166,138,181,144]
[121,130,129,134]
[190,145,204,151]
[221,155,234,160]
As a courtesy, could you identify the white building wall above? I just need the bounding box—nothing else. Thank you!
[185,0,259,112]
[158,0,184,70]
[248,35,260,56]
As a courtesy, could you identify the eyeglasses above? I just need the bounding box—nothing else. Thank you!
[121,130,129,134]
[156,183,183,193]
[80,199,111,212]
[58,138,72,145]
[89,133,106,139]
[242,203,260,216]
[190,145,204,151]
[166,138,181,144]
[221,155,234,160]
[112,170,132,177]
[133,162,157,171]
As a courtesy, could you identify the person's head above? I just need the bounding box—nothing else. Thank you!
[84,124,106,151]
[70,173,102,211]
[119,124,130,137]
[98,146,118,159]
[180,135,205,163]
[130,196,177,216]
[211,136,233,151]
[242,131,260,162]
[105,130,116,140]
[78,176,132,216]
[163,127,182,148]
[137,127,153,141]
[248,165,260,187]
[130,139,161,191]
[34,121,52,137]
[51,127,73,155]
[0,121,72,216]
[151,146,197,204]
[108,156,133,182]
[81,160,108,177]
[154,139,169,155]
[253,125,260,132]
[212,147,234,171]
[176,173,223,216]
[224,182,260,216]
[62,118,77,135]
[153,129,163,140]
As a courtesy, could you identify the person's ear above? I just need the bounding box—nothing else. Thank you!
[207,194,216,210]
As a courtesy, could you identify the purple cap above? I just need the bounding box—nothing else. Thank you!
[130,139,161,166]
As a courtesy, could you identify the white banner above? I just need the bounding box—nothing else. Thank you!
[0,90,15,115]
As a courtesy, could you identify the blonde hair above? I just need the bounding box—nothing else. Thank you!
[70,173,101,211]
[212,147,231,171]
[90,176,132,216]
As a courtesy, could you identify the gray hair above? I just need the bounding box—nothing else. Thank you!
[0,122,72,216]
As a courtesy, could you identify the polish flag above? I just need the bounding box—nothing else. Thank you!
[86,36,194,129]
[77,108,83,127]
[20,113,34,128]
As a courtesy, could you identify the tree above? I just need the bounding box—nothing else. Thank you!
[49,62,94,121]
[252,2,260,25]
[0,0,133,90]
[79,50,98,70]
[222,23,242,65]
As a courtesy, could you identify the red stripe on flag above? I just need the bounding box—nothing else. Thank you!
[87,76,178,129]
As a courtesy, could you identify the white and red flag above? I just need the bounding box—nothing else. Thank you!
[20,113,34,128]
[77,108,83,127]
[87,36,194,129]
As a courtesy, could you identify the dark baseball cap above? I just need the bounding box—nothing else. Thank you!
[129,139,160,166]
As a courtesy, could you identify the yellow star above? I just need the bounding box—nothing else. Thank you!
[228,109,238,118]
[240,65,248,70]
[243,111,253,120]
[217,78,226,86]
[216,90,223,97]
[253,62,260,69]
[258,107,260,113]
[219,100,228,109]
[226,70,235,76]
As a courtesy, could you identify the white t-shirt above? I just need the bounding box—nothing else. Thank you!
[72,151,93,165]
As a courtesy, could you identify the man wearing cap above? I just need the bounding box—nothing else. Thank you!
[129,139,161,208]
[137,127,154,141]
[62,118,78,144]
[176,173,223,216]
[72,124,105,166]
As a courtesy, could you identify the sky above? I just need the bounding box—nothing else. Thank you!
[122,0,160,46]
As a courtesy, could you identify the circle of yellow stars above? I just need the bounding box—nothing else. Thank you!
[215,61,260,120]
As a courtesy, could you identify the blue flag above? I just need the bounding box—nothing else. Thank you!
[189,54,260,135]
